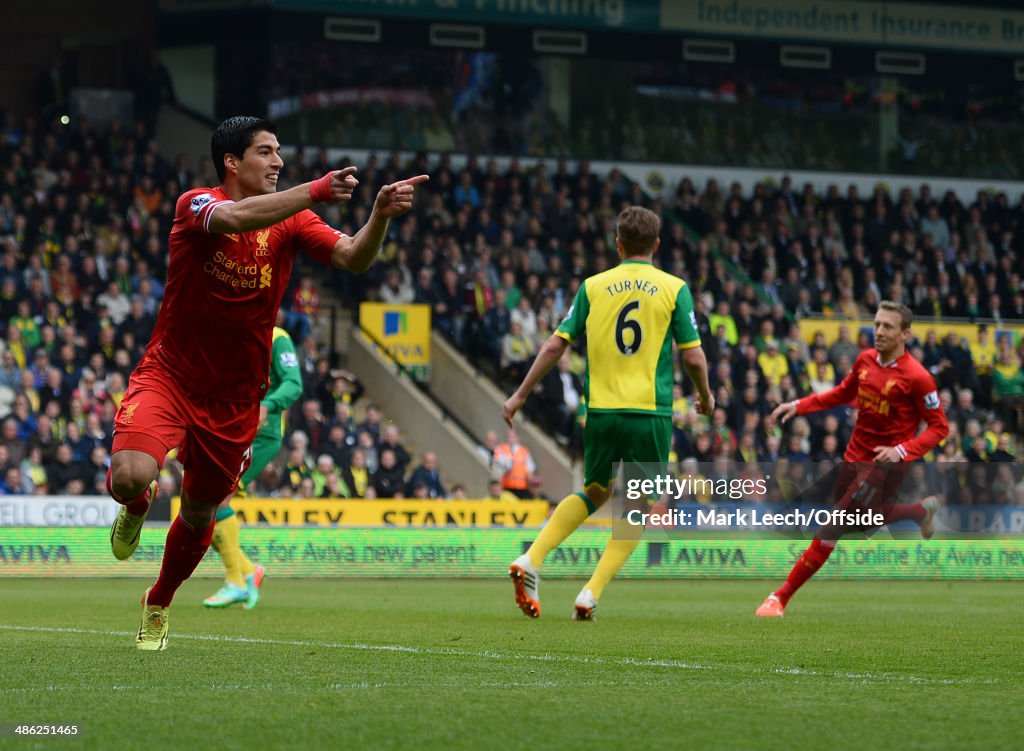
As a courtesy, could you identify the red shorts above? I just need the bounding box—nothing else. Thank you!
[112,361,259,504]
[832,462,909,514]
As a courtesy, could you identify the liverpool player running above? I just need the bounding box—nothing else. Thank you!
[106,116,427,649]
[756,301,948,617]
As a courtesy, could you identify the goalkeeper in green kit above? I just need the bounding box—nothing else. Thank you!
[203,322,303,609]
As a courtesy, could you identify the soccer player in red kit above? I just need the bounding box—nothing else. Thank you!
[106,116,427,649]
[756,301,949,617]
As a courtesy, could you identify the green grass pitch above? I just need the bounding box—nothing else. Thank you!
[0,578,1021,750]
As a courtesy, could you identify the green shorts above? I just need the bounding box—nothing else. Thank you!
[583,412,671,489]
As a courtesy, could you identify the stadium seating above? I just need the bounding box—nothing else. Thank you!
[0,112,1021,501]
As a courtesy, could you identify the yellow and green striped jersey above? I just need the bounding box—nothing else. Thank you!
[555,260,701,415]
[262,326,303,439]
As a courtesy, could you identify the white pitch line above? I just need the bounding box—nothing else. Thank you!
[0,624,990,687]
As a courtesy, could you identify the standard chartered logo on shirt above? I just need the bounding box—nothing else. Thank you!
[203,251,273,290]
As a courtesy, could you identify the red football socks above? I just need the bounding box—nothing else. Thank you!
[775,537,835,606]
[106,469,152,516]
[148,516,215,608]
[881,502,926,524]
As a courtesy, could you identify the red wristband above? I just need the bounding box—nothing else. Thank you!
[310,171,336,203]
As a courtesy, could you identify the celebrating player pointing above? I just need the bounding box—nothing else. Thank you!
[756,301,949,617]
[106,116,427,650]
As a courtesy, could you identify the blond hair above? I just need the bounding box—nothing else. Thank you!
[878,300,913,330]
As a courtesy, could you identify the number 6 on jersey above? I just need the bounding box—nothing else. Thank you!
[615,301,643,355]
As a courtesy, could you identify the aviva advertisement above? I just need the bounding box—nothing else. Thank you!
[3,528,1024,580]
[359,302,431,379]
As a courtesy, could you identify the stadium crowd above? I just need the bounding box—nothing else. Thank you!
[1,111,1022,501]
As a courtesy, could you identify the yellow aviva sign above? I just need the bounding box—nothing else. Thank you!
[359,303,431,370]
[170,499,550,528]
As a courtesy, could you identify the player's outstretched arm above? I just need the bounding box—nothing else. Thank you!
[209,168,359,234]
[503,334,569,427]
[331,175,429,273]
[775,353,863,424]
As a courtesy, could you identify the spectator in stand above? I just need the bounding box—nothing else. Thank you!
[948,388,986,433]
[358,403,384,446]
[311,454,343,498]
[96,280,131,326]
[378,424,411,475]
[1,466,31,495]
[476,428,500,467]
[372,448,405,498]
[500,320,534,385]
[342,448,371,498]
[992,348,1024,432]
[292,398,328,452]
[430,267,465,346]
[533,353,582,446]
[378,266,414,305]
[492,428,537,499]
[21,446,48,493]
[280,280,315,344]
[355,429,379,474]
[406,451,447,499]
[479,287,511,367]
[757,339,789,387]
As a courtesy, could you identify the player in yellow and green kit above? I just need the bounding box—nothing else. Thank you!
[503,206,714,620]
[202,324,303,609]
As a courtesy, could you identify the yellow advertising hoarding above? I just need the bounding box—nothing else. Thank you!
[801,318,1023,349]
[359,303,431,372]
[171,499,550,528]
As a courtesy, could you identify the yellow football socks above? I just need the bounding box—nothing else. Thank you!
[211,514,251,587]
[583,536,641,600]
[526,493,591,569]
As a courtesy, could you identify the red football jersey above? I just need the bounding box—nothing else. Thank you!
[142,187,343,402]
[796,348,948,462]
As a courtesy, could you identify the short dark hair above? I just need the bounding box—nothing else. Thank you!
[211,116,277,181]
